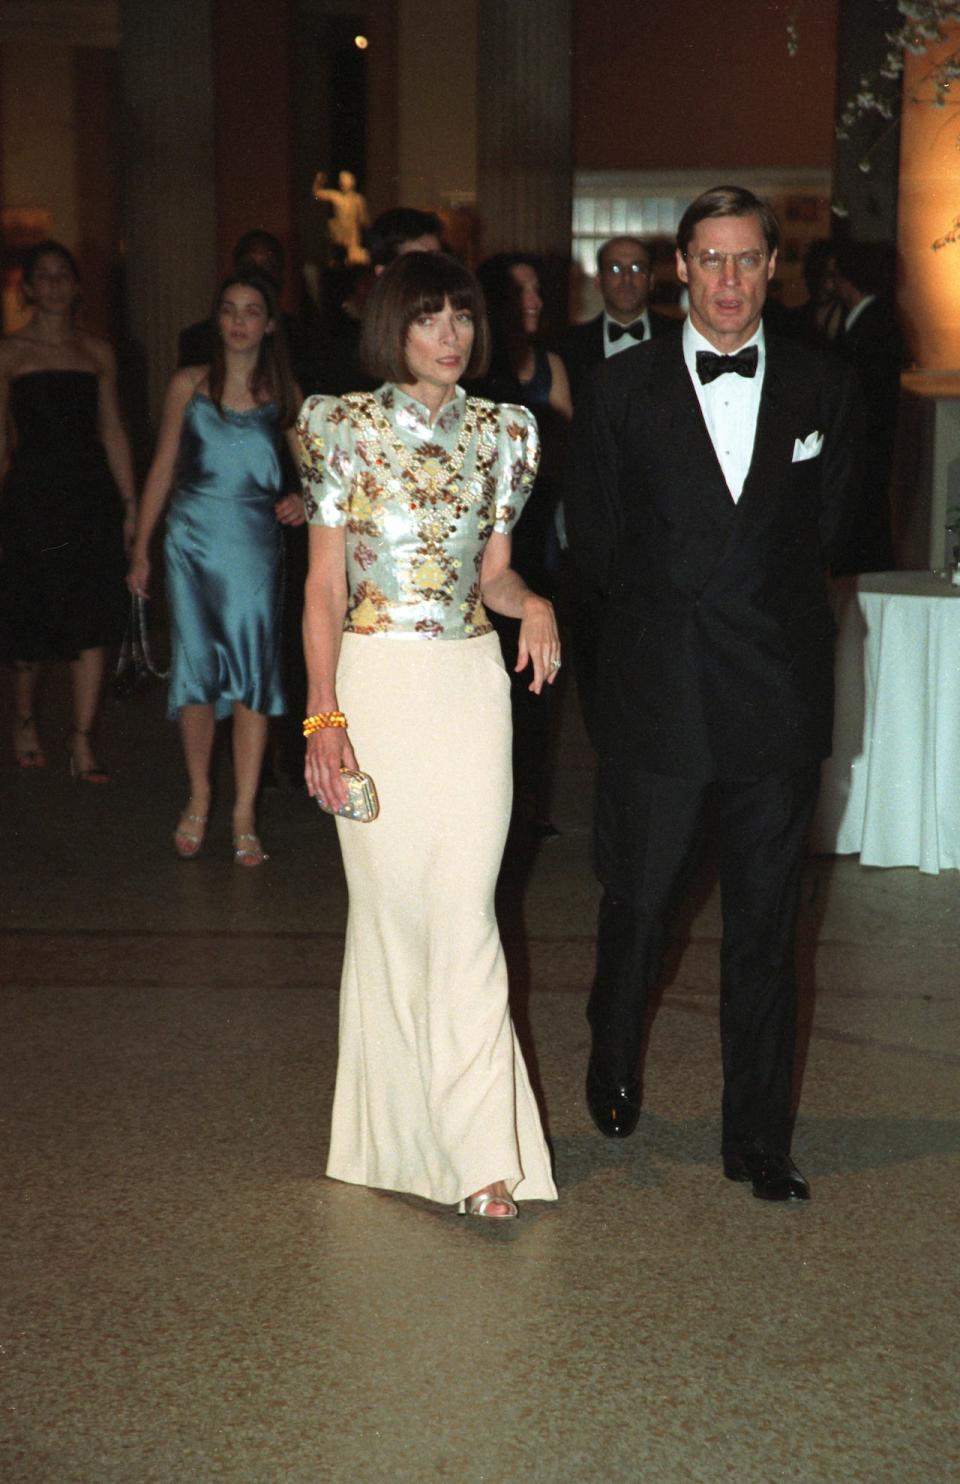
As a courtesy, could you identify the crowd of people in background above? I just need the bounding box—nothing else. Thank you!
[0,211,903,821]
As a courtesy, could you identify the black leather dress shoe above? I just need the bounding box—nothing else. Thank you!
[723,1145,811,1202]
[586,1065,641,1138]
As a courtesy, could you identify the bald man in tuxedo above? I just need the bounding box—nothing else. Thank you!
[563,236,678,401]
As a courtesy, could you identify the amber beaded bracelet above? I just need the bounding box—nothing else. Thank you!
[302,711,348,737]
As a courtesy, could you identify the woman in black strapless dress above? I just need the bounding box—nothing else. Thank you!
[0,241,136,780]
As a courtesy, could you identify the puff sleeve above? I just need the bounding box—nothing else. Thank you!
[296,395,353,527]
[492,403,540,535]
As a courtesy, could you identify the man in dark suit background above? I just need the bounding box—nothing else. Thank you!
[567,186,863,1201]
[830,239,904,574]
[563,235,677,400]
[562,238,679,722]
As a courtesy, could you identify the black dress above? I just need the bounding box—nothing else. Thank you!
[0,370,127,661]
[474,348,567,824]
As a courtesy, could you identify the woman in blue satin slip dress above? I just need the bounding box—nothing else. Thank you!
[128,273,304,864]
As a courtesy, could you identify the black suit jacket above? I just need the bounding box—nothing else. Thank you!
[566,332,864,779]
[562,310,679,400]
[830,297,904,574]
[836,297,903,458]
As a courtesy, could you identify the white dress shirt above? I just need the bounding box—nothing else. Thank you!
[683,319,765,503]
[603,310,651,358]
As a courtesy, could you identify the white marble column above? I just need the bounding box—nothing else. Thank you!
[119,0,217,423]
[476,0,572,258]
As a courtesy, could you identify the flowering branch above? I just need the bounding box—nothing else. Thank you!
[786,2,960,224]
[836,1,960,140]
[932,212,960,248]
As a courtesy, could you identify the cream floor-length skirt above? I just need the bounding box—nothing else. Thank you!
[326,629,558,1207]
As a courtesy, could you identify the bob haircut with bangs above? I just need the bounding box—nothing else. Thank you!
[359,252,491,384]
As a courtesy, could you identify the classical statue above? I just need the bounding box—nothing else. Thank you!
[312,171,370,266]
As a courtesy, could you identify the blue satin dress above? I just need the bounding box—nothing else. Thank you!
[165,394,286,720]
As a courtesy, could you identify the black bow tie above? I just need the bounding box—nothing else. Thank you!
[695,345,759,384]
[608,320,645,343]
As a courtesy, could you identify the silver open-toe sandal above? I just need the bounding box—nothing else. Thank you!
[174,811,208,859]
[233,832,268,867]
[462,1190,518,1220]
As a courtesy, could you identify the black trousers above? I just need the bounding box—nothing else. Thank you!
[590,758,821,1157]
[559,557,602,737]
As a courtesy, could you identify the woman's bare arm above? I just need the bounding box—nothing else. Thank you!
[547,350,573,422]
[275,421,306,525]
[302,523,356,807]
[88,337,137,550]
[480,531,560,694]
[126,369,198,595]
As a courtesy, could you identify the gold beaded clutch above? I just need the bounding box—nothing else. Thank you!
[316,769,380,823]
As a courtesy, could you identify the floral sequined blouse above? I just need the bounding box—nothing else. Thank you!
[297,384,540,640]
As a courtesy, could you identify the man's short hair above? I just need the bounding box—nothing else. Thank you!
[596,236,651,273]
[801,239,837,296]
[359,251,490,383]
[676,186,781,258]
[367,208,443,269]
[833,240,886,297]
[232,231,285,284]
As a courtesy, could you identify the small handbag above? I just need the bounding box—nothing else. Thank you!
[315,768,380,823]
[113,593,169,701]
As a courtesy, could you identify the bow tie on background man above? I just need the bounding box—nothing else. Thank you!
[608,320,645,343]
[695,345,759,384]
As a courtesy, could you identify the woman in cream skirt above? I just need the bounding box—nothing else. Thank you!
[298,252,559,1218]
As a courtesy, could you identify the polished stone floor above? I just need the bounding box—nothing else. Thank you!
[2,674,958,1483]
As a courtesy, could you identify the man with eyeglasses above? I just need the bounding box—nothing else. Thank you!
[562,239,679,722]
[567,186,863,1203]
[563,236,678,401]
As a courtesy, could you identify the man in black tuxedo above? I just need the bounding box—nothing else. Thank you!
[567,187,863,1201]
[563,236,677,401]
[830,240,904,575]
[562,239,679,722]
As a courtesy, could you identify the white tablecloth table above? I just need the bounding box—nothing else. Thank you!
[812,571,960,874]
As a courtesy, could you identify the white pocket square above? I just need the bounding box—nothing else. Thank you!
[792,431,823,462]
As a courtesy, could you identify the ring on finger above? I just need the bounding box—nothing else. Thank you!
[549,656,562,671]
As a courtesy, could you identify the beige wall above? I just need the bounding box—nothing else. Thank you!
[1,43,78,244]
[1,43,79,332]
[397,0,477,207]
[573,0,838,172]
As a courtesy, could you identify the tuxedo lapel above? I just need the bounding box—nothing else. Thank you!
[739,339,807,506]
[588,315,605,368]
